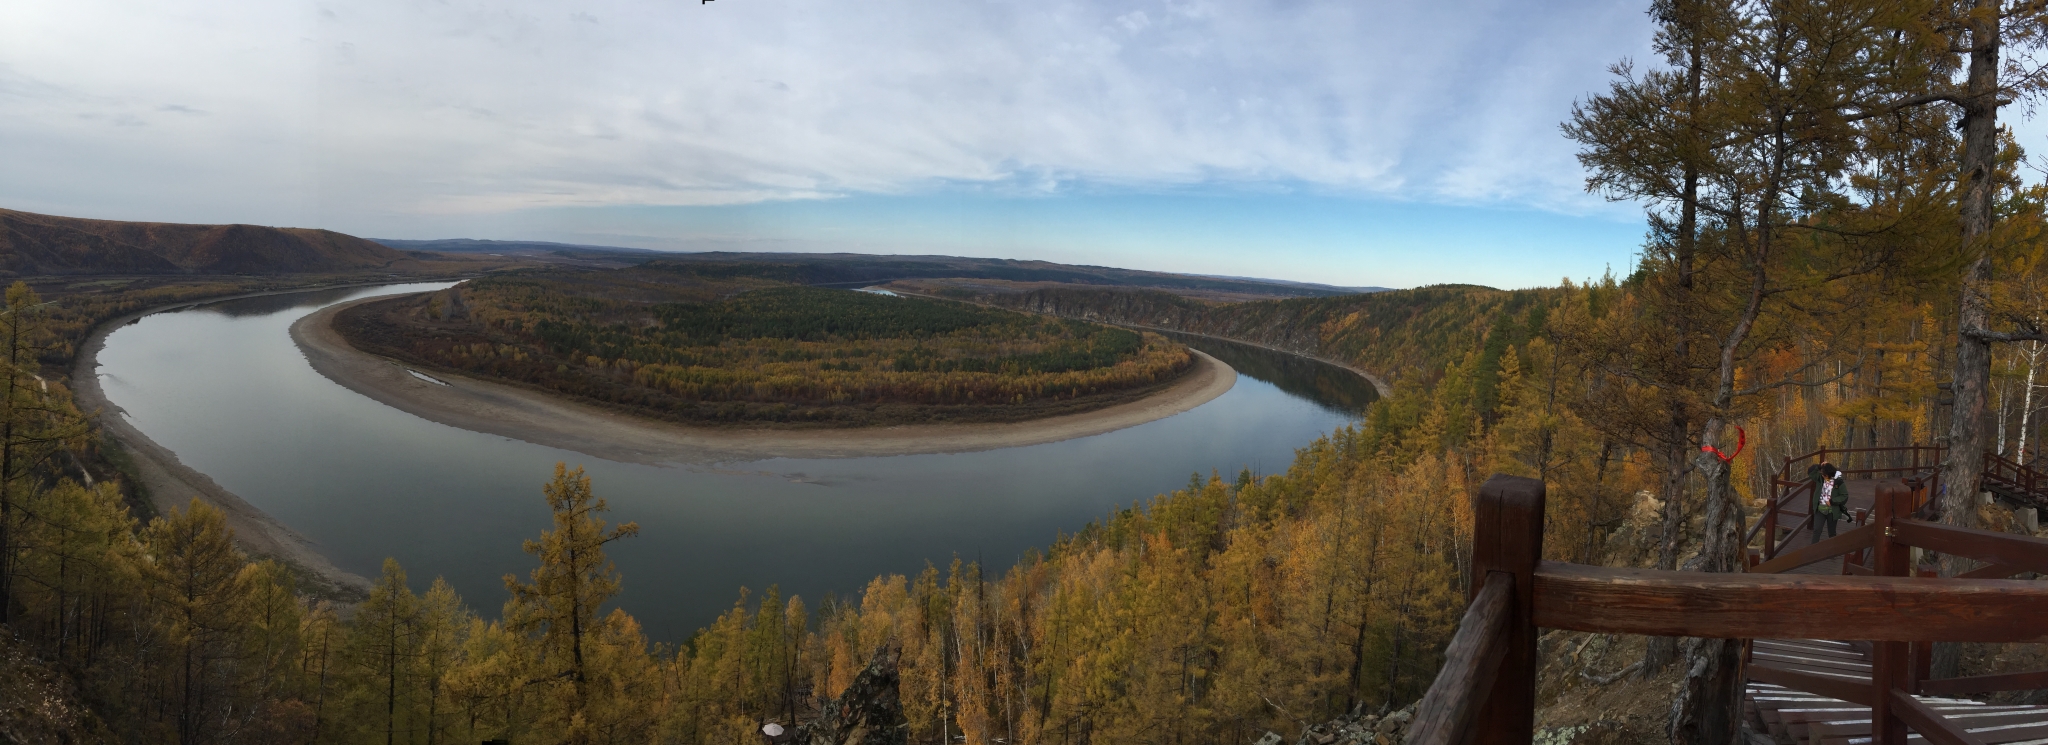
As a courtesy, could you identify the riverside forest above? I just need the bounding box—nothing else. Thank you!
[14,1,2048,745]
[335,264,1195,426]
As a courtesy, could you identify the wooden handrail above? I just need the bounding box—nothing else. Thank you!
[1887,690,1988,745]
[1958,562,2025,580]
[1892,520,2048,576]
[1530,562,2048,641]
[1427,470,2048,745]
[1919,670,2048,696]
[1771,511,1816,557]
[1407,572,1513,745]
[1749,523,1878,575]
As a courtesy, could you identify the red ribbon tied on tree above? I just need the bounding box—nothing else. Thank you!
[1701,426,1746,463]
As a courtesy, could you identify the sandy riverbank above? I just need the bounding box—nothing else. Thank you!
[291,296,1238,464]
[73,287,413,601]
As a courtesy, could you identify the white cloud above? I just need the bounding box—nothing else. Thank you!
[0,0,1656,230]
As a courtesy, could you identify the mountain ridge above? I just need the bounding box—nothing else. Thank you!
[0,208,412,276]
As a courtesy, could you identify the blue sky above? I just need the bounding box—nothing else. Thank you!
[2,0,1662,289]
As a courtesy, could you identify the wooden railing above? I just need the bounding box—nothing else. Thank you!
[1751,445,1944,561]
[1747,445,2048,562]
[1410,474,2048,745]
[1982,449,2048,510]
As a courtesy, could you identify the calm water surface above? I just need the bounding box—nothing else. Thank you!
[96,283,1369,640]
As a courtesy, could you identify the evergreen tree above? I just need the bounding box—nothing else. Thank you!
[345,558,422,745]
[503,463,640,744]
[139,499,253,745]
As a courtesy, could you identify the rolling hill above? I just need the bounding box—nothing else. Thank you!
[0,208,413,276]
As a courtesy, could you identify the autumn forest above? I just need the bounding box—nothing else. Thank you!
[12,0,2048,744]
[335,266,1195,426]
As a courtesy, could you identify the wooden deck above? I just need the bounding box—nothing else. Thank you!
[1413,456,2048,745]
[1744,467,2048,743]
[1768,477,1884,576]
[1748,638,2048,744]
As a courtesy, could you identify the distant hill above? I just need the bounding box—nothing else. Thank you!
[1182,273,1389,295]
[0,208,412,276]
[368,242,1379,298]
[645,251,1371,298]
[370,238,665,258]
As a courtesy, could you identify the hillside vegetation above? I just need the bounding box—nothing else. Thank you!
[892,279,1553,404]
[0,208,420,276]
[336,265,1195,426]
[640,252,1367,298]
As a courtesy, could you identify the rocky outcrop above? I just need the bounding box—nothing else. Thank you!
[1255,703,1414,745]
[796,646,908,745]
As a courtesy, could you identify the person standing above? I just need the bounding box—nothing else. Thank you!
[1809,462,1846,542]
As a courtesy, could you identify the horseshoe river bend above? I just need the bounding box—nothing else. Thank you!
[86,283,1377,640]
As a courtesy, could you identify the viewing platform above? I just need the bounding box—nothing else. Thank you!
[1408,446,2048,745]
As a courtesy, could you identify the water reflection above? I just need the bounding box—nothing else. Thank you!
[194,286,385,317]
[1159,330,1378,414]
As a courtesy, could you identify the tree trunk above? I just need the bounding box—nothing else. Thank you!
[1936,0,2003,682]
[1670,433,1749,745]
[1644,14,1706,675]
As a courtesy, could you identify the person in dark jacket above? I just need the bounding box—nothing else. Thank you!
[1809,462,1847,541]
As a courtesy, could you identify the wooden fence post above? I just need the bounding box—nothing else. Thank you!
[1869,483,1912,745]
[1470,475,1545,745]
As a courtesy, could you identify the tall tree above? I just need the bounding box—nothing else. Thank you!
[1564,0,1731,677]
[139,499,252,745]
[347,558,422,745]
[503,462,640,744]
[1569,0,1943,740]
[0,282,87,625]
[1847,0,2048,678]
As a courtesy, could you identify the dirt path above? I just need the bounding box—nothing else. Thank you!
[72,287,397,601]
[291,295,1238,464]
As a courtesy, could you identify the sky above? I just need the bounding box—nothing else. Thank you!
[0,0,1666,289]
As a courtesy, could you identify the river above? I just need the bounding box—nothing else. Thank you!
[93,282,1372,640]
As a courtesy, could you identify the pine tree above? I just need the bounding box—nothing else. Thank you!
[503,462,640,744]
[0,282,88,626]
[138,499,252,745]
[346,558,422,745]
[416,577,471,745]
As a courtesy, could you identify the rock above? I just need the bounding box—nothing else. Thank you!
[1254,732,1284,745]
[1375,709,1410,736]
[1534,721,1626,745]
[795,646,907,745]
[2021,507,2039,533]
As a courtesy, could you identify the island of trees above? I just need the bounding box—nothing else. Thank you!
[333,262,1196,426]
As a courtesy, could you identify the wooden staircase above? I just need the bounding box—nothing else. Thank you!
[1747,638,2048,745]
[1409,466,2048,745]
[1735,451,2048,745]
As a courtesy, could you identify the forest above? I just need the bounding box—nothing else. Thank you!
[335,267,1194,426]
[14,0,2048,743]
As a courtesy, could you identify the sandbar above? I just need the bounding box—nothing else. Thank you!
[291,295,1238,464]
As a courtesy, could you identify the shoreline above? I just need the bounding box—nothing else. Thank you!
[292,295,1238,464]
[888,289,1393,398]
[70,285,436,601]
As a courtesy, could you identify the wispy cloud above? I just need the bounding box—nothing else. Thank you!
[0,0,1654,228]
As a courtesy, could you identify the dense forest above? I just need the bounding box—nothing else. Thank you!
[889,279,1548,395]
[16,0,2048,743]
[0,275,1617,744]
[336,267,1195,426]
